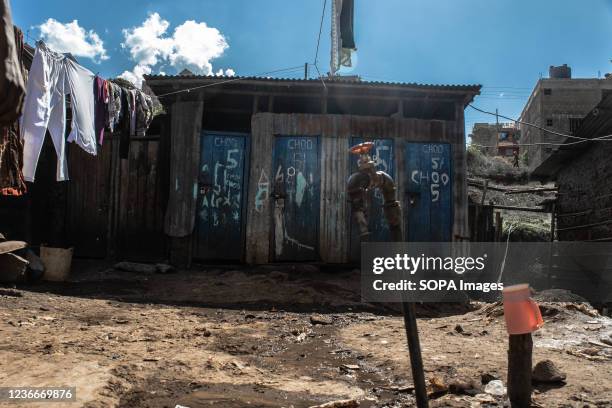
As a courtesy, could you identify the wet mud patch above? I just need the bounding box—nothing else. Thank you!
[118,378,362,408]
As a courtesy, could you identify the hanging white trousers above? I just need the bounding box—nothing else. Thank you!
[20,42,68,181]
[20,42,97,182]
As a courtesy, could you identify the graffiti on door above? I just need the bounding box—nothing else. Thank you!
[272,136,320,261]
[405,142,452,242]
[195,133,248,260]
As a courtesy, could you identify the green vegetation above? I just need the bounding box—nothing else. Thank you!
[467,145,528,182]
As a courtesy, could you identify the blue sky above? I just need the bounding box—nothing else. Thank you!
[11,0,612,135]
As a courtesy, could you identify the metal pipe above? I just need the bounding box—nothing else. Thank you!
[347,142,429,407]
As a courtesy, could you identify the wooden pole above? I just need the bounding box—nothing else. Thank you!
[402,302,429,408]
[508,333,533,407]
[480,180,489,206]
[495,211,503,242]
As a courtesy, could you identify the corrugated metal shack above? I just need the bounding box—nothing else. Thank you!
[1,74,480,265]
[145,74,480,265]
[533,92,612,241]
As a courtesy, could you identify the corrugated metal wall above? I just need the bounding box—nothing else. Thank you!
[246,112,468,264]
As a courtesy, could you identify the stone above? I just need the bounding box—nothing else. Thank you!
[480,372,500,384]
[532,360,566,384]
[155,263,176,274]
[308,399,358,408]
[114,262,156,274]
[0,253,28,282]
[310,314,333,325]
[269,271,289,281]
[448,379,481,396]
[484,380,506,396]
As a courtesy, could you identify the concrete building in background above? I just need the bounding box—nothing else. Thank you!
[519,64,612,173]
[469,122,520,157]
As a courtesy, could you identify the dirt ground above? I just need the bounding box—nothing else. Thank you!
[0,261,611,408]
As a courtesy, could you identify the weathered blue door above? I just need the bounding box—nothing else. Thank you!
[194,132,249,260]
[272,136,320,261]
[349,138,395,261]
[405,143,452,242]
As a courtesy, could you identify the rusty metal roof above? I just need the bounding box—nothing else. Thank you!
[144,73,482,93]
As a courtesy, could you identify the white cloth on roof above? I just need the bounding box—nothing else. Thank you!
[20,41,97,182]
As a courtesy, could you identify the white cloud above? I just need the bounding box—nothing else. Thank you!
[118,64,152,87]
[39,18,108,62]
[121,13,173,68]
[224,68,235,77]
[120,13,230,87]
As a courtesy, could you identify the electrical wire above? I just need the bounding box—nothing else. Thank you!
[468,104,592,141]
[314,0,328,67]
[155,65,307,98]
[470,133,612,148]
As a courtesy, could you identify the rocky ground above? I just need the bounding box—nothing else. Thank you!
[0,261,611,407]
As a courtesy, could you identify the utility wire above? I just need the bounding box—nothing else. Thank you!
[156,65,306,98]
[314,0,328,67]
[468,104,591,141]
[470,133,612,148]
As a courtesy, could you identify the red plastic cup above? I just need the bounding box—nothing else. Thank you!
[502,284,544,335]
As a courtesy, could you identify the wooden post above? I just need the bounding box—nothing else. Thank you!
[495,211,503,242]
[508,333,533,407]
[547,203,556,287]
[480,180,489,206]
[267,95,275,112]
[402,302,429,408]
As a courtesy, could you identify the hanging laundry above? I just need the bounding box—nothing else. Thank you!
[93,75,108,145]
[118,86,134,159]
[106,81,122,132]
[129,89,137,137]
[20,42,69,182]
[64,57,97,155]
[135,91,154,137]
[0,125,25,196]
[0,0,25,126]
[20,41,98,182]
[0,25,27,196]
[331,0,356,70]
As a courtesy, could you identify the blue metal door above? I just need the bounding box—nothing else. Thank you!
[194,132,249,260]
[349,138,395,261]
[272,136,320,261]
[405,143,452,242]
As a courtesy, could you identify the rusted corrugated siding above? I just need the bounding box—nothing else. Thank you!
[247,111,468,263]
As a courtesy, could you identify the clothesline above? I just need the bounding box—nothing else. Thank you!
[19,41,156,184]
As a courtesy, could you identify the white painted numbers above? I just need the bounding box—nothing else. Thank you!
[410,144,450,203]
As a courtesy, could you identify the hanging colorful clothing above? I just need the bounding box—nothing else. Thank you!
[93,75,108,145]
[0,25,27,196]
[106,81,122,132]
[0,125,26,196]
[0,0,25,126]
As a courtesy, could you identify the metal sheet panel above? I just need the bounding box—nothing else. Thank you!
[349,137,395,261]
[272,136,320,261]
[405,142,452,242]
[194,132,249,260]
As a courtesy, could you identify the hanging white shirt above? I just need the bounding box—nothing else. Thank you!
[64,57,96,156]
